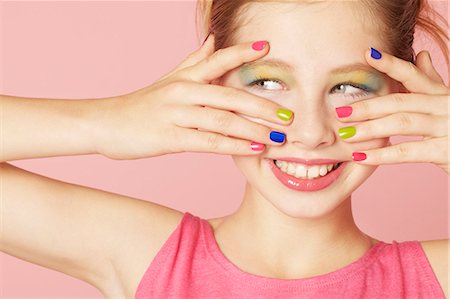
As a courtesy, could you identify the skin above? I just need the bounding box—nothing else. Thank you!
[207,1,403,278]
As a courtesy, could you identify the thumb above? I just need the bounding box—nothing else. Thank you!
[157,34,215,82]
[415,50,445,85]
[177,33,215,69]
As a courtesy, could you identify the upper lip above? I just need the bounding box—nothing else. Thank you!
[269,157,343,165]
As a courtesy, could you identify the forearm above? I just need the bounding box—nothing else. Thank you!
[1,94,116,162]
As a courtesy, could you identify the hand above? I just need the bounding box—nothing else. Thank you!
[335,48,450,175]
[96,35,294,160]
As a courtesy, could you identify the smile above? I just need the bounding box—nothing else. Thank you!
[266,159,348,192]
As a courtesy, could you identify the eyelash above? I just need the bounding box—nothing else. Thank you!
[248,78,372,99]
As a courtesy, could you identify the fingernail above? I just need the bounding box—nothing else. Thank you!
[338,126,356,139]
[336,106,352,118]
[352,152,367,161]
[252,41,268,51]
[370,47,382,60]
[270,131,285,143]
[250,142,265,151]
[277,108,293,121]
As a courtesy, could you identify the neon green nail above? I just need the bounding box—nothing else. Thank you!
[277,108,293,121]
[339,126,356,139]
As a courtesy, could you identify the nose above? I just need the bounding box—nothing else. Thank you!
[285,103,336,150]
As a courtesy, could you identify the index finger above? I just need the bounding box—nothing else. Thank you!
[179,40,270,84]
[365,48,448,95]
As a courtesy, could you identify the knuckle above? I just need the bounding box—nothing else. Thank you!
[406,61,420,76]
[213,111,234,128]
[256,100,272,118]
[165,81,190,96]
[232,140,243,153]
[396,112,412,129]
[166,126,181,153]
[222,87,239,100]
[391,93,406,106]
[354,99,370,114]
[395,143,409,158]
[207,133,221,150]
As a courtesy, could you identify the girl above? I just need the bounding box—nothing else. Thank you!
[2,0,449,298]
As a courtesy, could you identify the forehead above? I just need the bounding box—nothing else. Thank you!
[232,1,382,77]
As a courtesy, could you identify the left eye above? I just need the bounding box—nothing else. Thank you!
[330,83,371,98]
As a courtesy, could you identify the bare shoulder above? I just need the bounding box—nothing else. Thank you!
[107,199,184,298]
[419,239,449,298]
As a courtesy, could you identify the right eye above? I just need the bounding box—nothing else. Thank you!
[248,77,286,91]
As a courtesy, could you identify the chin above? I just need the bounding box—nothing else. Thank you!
[232,153,380,219]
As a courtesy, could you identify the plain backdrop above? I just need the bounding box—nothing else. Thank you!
[1,1,449,297]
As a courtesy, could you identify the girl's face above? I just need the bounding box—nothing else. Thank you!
[219,1,400,218]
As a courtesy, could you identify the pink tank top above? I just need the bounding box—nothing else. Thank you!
[134,212,445,298]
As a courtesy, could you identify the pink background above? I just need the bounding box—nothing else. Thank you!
[1,1,448,297]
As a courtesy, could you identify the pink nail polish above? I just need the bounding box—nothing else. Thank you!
[336,106,352,118]
[251,142,265,151]
[252,41,267,51]
[352,152,366,161]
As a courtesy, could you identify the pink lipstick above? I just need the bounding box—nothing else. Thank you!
[266,158,347,192]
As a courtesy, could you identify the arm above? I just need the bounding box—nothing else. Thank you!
[1,94,115,162]
[0,161,183,297]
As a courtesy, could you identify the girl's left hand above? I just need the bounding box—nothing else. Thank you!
[335,48,450,175]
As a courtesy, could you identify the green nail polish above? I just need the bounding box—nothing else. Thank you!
[277,108,293,121]
[339,126,356,139]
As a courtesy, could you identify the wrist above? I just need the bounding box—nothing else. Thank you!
[81,95,122,157]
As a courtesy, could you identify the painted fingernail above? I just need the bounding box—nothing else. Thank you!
[336,106,352,118]
[370,47,382,60]
[277,108,293,121]
[270,131,285,143]
[352,152,367,161]
[250,142,265,151]
[252,41,268,51]
[338,126,356,139]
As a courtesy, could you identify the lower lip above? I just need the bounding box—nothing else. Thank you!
[267,159,348,192]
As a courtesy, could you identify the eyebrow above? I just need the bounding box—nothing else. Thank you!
[241,59,379,76]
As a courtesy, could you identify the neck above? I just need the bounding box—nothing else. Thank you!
[214,183,376,279]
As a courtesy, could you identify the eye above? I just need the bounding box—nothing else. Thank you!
[330,82,372,99]
[248,77,285,91]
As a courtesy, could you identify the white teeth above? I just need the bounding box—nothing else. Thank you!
[287,163,296,175]
[274,160,339,180]
[308,165,320,178]
[295,165,307,178]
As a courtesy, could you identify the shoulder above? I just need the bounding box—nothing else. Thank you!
[419,239,449,298]
[106,201,184,298]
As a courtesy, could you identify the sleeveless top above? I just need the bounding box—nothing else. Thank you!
[134,212,445,298]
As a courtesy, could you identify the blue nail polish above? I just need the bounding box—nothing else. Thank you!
[370,47,382,60]
[270,131,285,143]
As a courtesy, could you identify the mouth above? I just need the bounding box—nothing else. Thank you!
[266,158,348,192]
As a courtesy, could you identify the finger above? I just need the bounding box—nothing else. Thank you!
[365,48,449,95]
[177,33,216,69]
[178,40,270,83]
[158,34,216,82]
[351,137,448,165]
[172,82,294,126]
[335,93,449,123]
[415,50,446,85]
[172,106,286,147]
[175,127,268,156]
[338,112,448,143]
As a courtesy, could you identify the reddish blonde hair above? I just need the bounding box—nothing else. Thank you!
[196,0,449,85]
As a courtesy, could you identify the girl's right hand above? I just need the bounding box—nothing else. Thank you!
[97,35,294,160]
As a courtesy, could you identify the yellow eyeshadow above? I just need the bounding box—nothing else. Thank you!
[331,70,385,91]
[238,65,297,87]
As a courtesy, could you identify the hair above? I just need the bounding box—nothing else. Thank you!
[196,0,450,86]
